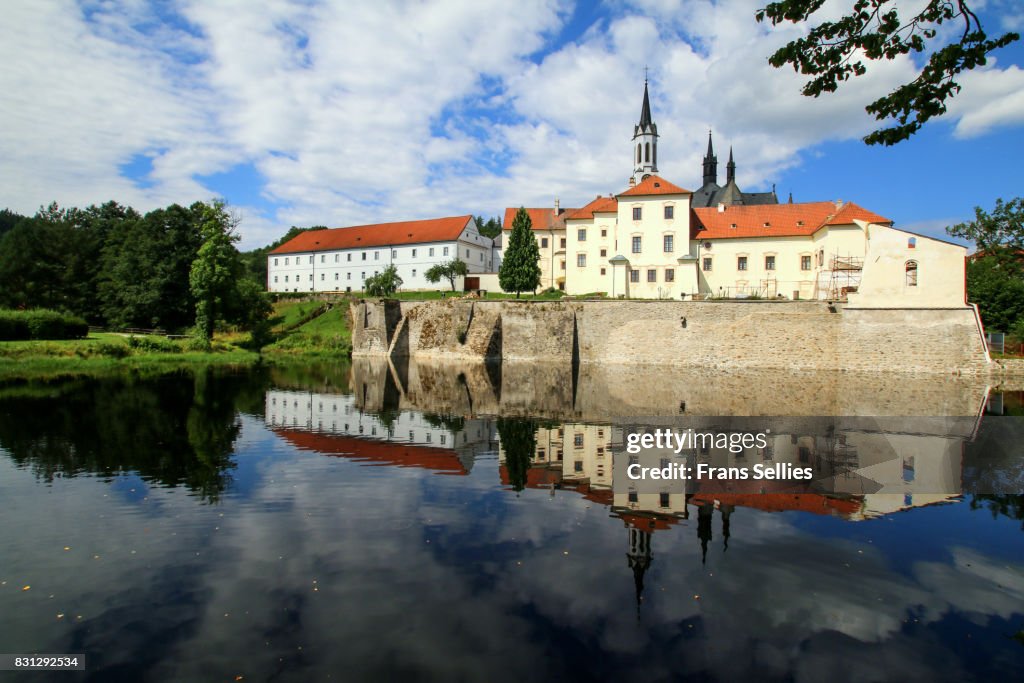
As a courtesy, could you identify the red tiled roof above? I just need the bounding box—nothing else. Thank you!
[690,493,863,517]
[566,195,618,220]
[274,429,468,475]
[618,175,691,197]
[693,201,891,240]
[269,215,473,254]
[502,207,576,232]
[615,511,681,531]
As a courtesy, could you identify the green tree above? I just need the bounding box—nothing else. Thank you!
[948,197,1024,273]
[757,1,1019,145]
[499,207,541,298]
[963,256,1024,334]
[190,201,243,345]
[474,215,502,239]
[364,264,403,297]
[425,258,469,291]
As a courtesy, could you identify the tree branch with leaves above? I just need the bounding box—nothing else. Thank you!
[757,0,1019,145]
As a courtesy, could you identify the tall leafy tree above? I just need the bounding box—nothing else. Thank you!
[757,1,1019,145]
[948,197,1024,273]
[190,201,244,344]
[499,207,541,298]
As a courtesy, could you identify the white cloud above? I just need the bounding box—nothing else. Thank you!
[0,0,1021,249]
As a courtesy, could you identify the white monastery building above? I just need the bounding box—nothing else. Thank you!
[267,215,493,292]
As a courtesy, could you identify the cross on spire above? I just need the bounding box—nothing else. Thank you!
[644,65,648,84]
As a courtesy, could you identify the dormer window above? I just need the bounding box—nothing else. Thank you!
[763,222,770,228]
[729,223,737,229]
[796,221,804,226]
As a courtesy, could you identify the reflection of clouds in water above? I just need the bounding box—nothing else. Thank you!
[3,417,1023,681]
[915,547,1024,625]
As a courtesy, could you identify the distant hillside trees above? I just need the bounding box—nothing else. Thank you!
[0,199,274,336]
[474,215,502,239]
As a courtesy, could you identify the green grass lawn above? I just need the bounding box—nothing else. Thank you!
[264,306,352,355]
[269,300,327,332]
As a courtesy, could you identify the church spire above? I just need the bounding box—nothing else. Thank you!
[639,80,653,130]
[631,77,658,184]
[702,131,718,187]
[726,146,736,184]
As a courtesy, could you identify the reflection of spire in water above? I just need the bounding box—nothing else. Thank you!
[698,502,714,565]
[627,527,653,616]
[721,503,733,552]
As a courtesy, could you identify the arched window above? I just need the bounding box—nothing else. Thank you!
[906,260,918,287]
[645,142,650,163]
[908,237,917,249]
[637,144,641,164]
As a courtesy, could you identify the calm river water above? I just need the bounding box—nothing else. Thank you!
[1,361,1022,682]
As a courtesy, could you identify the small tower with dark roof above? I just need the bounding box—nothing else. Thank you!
[632,78,659,184]
[726,146,736,184]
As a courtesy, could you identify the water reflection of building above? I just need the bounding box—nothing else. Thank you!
[265,389,496,474]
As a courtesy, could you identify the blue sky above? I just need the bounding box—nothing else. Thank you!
[2,0,1023,249]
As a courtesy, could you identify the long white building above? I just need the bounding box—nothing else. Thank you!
[267,215,493,293]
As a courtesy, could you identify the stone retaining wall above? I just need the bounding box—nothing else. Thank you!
[351,299,990,375]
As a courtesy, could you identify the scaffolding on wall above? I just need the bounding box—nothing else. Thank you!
[815,253,863,301]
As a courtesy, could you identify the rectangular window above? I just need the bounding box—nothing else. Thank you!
[362,252,367,261]
[479,252,483,261]
[578,229,586,241]
[738,256,748,271]
[274,258,279,265]
[560,238,566,249]
[665,268,674,282]
[392,250,397,258]
[660,492,670,508]
[702,257,712,271]
[632,207,642,220]
[560,260,565,270]
[600,249,607,257]
[412,248,417,257]
[600,267,606,275]
[309,274,313,281]
[347,254,351,262]
[321,273,325,280]
[285,275,289,282]
[374,251,379,260]
[663,234,674,252]
[647,269,656,282]
[361,272,365,279]
[664,205,674,220]
[630,269,639,283]
[574,434,584,448]
[347,273,351,280]
[632,236,642,253]
[466,249,470,257]
[309,255,314,264]
[429,248,434,257]
[765,255,775,271]
[335,254,339,262]
[541,238,548,248]
[334,273,339,280]
[577,254,586,267]
[601,229,607,237]
[801,255,811,271]
[321,254,325,263]
[285,257,289,265]
[412,269,417,277]
[274,276,278,283]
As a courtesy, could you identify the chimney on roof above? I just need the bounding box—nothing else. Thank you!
[554,197,560,214]
[717,202,725,213]
[835,199,844,210]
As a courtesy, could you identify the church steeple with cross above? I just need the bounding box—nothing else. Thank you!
[631,72,659,184]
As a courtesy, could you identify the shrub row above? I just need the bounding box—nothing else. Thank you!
[0,309,89,341]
